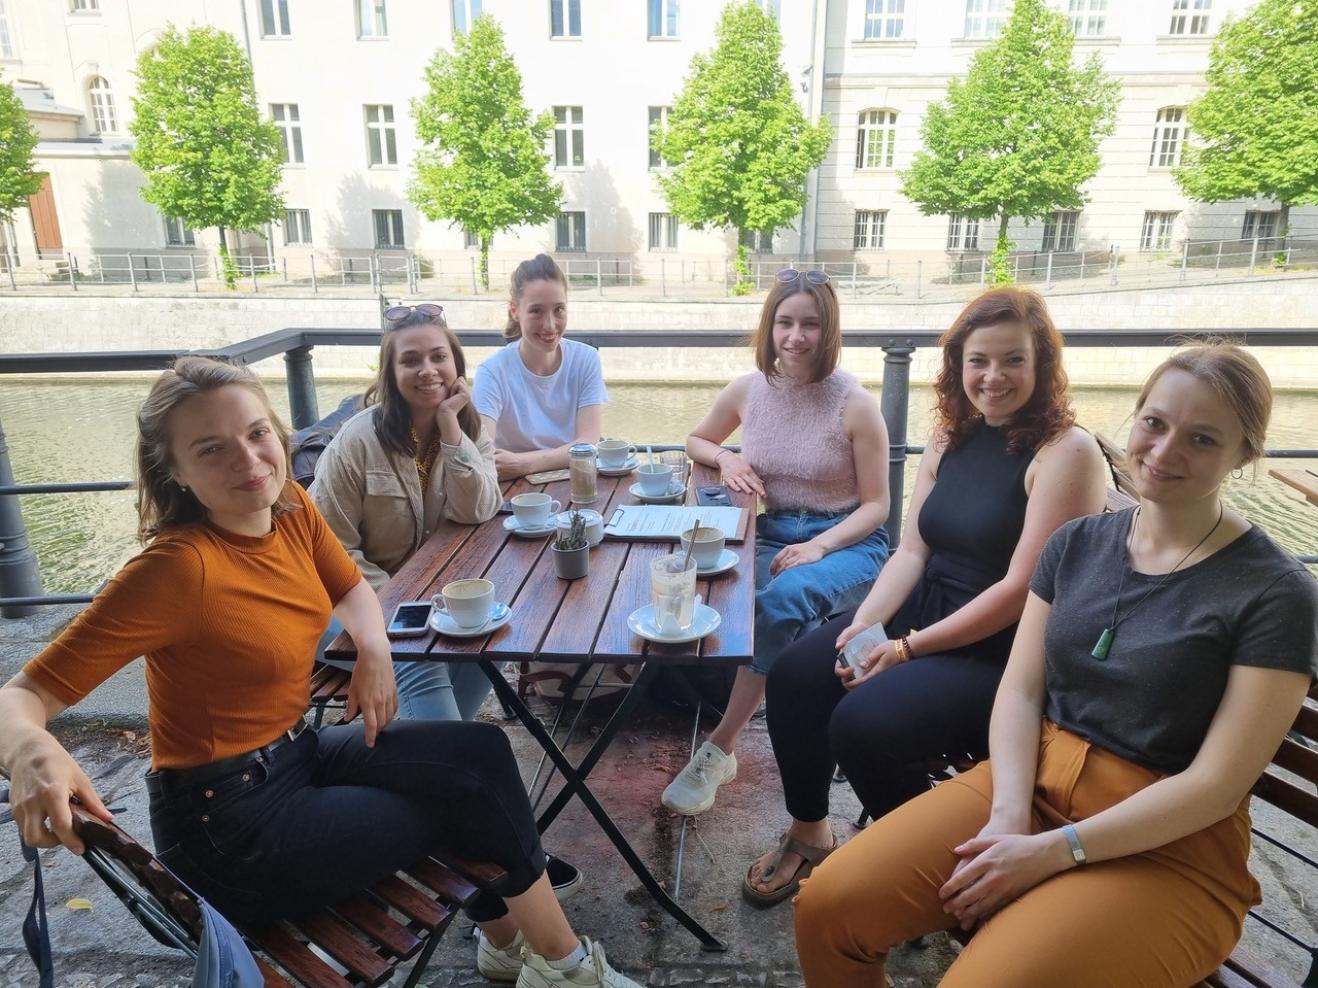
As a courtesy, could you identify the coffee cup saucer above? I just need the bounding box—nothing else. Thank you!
[429,601,512,638]
[596,456,639,476]
[629,481,685,503]
[627,602,721,644]
[695,548,739,576]
[503,515,556,537]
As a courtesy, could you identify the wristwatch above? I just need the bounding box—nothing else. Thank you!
[1061,823,1088,865]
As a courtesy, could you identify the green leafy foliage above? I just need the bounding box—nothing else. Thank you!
[901,0,1118,283]
[129,26,283,287]
[0,77,41,225]
[409,15,561,291]
[655,1,831,282]
[1175,0,1318,240]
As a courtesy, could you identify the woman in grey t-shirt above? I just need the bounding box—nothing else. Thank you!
[793,343,1317,988]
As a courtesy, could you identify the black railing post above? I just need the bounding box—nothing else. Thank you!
[284,346,319,430]
[880,342,915,548]
[0,413,43,617]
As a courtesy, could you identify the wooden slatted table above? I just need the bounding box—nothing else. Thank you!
[1269,467,1318,508]
[326,461,755,952]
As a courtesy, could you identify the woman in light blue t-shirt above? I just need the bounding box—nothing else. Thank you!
[472,254,607,480]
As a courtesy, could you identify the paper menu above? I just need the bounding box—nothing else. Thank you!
[603,504,747,542]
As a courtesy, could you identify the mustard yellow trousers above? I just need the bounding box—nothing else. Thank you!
[794,722,1259,988]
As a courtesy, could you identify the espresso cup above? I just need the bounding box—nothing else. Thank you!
[598,439,637,468]
[637,463,675,496]
[433,578,495,629]
[680,526,726,569]
[511,492,561,527]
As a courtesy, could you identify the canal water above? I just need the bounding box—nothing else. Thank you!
[2,378,1316,594]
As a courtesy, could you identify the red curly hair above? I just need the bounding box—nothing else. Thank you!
[933,287,1075,455]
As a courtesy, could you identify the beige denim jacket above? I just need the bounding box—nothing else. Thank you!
[309,406,500,589]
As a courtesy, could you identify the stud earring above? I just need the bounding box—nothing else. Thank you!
[1230,467,1244,480]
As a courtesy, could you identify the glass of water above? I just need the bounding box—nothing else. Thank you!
[650,552,698,635]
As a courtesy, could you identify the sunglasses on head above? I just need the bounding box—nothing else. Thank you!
[775,268,830,286]
[384,303,445,323]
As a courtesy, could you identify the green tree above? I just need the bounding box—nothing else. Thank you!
[655,1,831,290]
[901,0,1119,282]
[130,26,283,288]
[1175,0,1318,252]
[0,77,41,229]
[409,15,561,292]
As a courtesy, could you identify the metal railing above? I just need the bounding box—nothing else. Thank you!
[2,326,1317,615]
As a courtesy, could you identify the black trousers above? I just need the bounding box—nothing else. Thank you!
[148,720,547,924]
[766,602,1009,823]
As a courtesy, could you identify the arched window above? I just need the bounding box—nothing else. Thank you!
[1149,106,1187,168]
[87,76,117,135]
[856,109,897,170]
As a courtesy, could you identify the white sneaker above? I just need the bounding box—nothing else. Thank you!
[516,937,642,988]
[661,740,737,815]
[477,927,526,982]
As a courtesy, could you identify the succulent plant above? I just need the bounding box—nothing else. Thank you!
[554,510,589,551]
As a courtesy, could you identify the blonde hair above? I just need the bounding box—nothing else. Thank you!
[504,253,568,340]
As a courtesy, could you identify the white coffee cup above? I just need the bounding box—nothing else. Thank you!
[637,463,675,496]
[680,526,726,569]
[556,509,604,547]
[432,578,495,629]
[511,492,561,527]
[598,439,637,468]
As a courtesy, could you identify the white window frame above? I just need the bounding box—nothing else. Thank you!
[947,214,980,251]
[758,0,781,18]
[648,0,679,39]
[854,210,887,251]
[270,103,303,164]
[163,216,195,247]
[373,209,405,249]
[0,1,16,58]
[1168,0,1211,35]
[364,104,397,166]
[553,106,584,169]
[648,212,678,252]
[556,211,587,252]
[741,229,774,254]
[87,76,117,135]
[357,0,388,38]
[964,0,1008,38]
[259,0,291,37]
[1149,107,1187,168]
[1241,210,1279,242]
[463,227,480,249]
[1067,0,1106,35]
[1042,210,1079,253]
[550,0,581,38]
[283,209,312,245]
[70,0,99,11]
[856,109,897,170]
[452,0,481,35]
[648,106,673,169]
[863,0,905,39]
[1139,211,1177,251]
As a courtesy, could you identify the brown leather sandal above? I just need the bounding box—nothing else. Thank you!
[741,831,837,908]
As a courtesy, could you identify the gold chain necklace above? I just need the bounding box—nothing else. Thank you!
[410,427,443,489]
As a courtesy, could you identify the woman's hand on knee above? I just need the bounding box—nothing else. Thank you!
[938,831,1072,929]
[346,650,399,747]
[769,541,825,576]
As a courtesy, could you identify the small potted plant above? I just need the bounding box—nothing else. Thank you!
[552,510,590,580]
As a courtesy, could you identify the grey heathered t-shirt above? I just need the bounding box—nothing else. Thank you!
[1031,510,1318,775]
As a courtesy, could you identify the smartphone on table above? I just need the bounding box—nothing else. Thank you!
[697,484,732,507]
[387,600,434,637]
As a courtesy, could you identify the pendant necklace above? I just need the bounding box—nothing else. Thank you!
[1091,503,1224,660]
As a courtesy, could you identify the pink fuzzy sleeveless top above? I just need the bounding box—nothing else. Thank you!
[741,369,862,512]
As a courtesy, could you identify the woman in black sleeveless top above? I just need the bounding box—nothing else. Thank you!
[743,288,1109,907]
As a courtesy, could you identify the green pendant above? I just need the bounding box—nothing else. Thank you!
[1091,627,1113,660]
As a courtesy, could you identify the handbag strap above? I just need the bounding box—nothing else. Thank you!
[1,786,54,988]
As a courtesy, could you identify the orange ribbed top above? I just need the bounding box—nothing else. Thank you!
[24,484,362,770]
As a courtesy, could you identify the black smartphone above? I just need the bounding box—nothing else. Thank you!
[498,499,515,514]
[697,484,732,507]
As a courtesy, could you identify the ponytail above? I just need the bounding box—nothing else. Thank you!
[505,253,568,341]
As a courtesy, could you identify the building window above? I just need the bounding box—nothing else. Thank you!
[648,0,679,38]
[463,227,479,249]
[550,0,581,37]
[373,209,405,248]
[758,0,781,17]
[1168,0,1210,35]
[1068,0,1105,35]
[1042,210,1079,252]
[87,76,117,135]
[364,104,397,166]
[1149,107,1187,168]
[70,0,99,11]
[1140,211,1177,251]
[648,106,673,169]
[283,209,312,245]
[1241,209,1279,242]
[163,216,195,247]
[0,1,16,58]
[554,106,584,168]
[856,109,897,170]
[947,214,980,250]
[854,210,887,250]
[864,0,905,39]
[964,0,1008,38]
[357,0,388,38]
[259,0,291,37]
[741,229,774,253]
[452,0,481,35]
[648,212,678,251]
[556,211,586,251]
[270,104,303,164]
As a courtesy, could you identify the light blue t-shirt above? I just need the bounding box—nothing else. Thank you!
[472,338,607,453]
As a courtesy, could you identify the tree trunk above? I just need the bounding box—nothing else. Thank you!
[1275,202,1291,267]
[480,237,491,293]
[217,226,236,290]
[991,215,1013,285]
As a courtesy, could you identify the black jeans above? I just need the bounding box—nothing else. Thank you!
[148,719,547,924]
[766,603,1009,823]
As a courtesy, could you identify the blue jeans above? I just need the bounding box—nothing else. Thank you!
[752,510,889,674]
[319,618,492,722]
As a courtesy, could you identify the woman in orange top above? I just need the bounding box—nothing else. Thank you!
[0,358,644,988]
